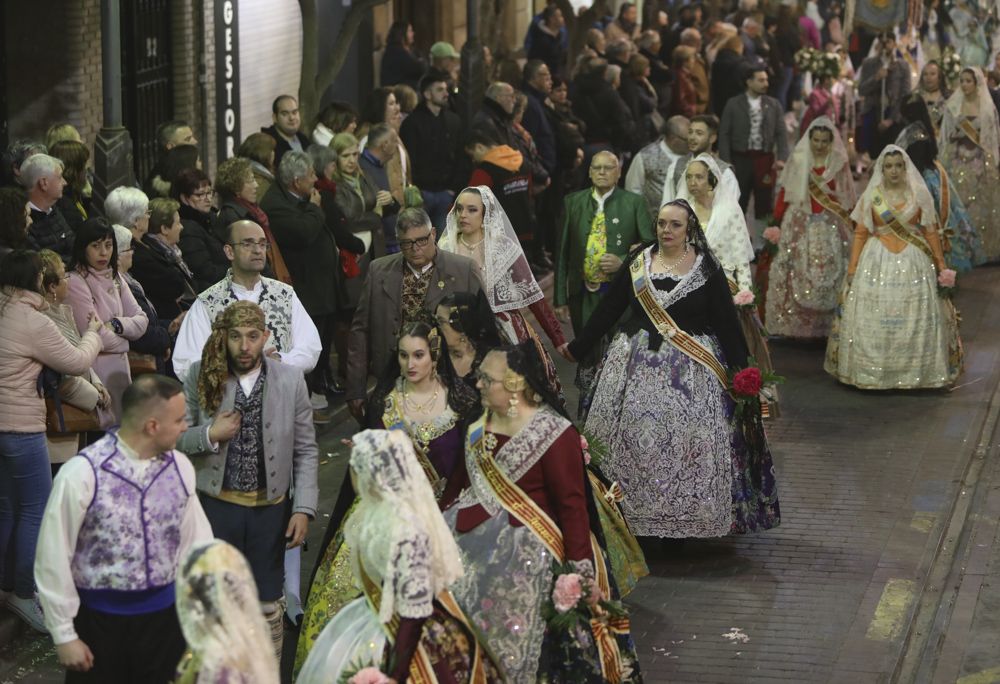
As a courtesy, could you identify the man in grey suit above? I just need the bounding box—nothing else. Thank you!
[346,207,481,423]
[719,63,789,216]
[177,300,318,658]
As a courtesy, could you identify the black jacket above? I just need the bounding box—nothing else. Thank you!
[124,275,171,372]
[259,182,339,316]
[399,102,465,192]
[521,85,557,174]
[571,71,638,154]
[526,23,567,78]
[380,44,426,89]
[260,125,311,169]
[55,189,90,237]
[177,203,228,292]
[28,206,75,264]
[472,99,517,147]
[130,235,197,321]
[711,49,749,118]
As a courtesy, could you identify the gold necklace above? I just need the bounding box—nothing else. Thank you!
[459,233,485,250]
[403,381,439,413]
[657,243,689,274]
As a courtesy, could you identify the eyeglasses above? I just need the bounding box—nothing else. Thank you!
[192,188,214,199]
[475,370,503,387]
[230,239,269,251]
[398,234,432,251]
[591,165,617,173]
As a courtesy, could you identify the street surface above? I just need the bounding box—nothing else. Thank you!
[3,267,1000,683]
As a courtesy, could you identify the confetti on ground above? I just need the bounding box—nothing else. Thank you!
[722,627,750,644]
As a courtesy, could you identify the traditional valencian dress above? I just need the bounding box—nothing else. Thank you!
[766,117,857,338]
[938,67,1000,261]
[442,406,643,683]
[298,430,503,684]
[569,244,781,538]
[295,378,474,673]
[439,185,566,394]
[825,145,963,389]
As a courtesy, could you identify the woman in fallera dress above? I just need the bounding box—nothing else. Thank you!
[567,200,781,539]
[766,117,857,339]
[825,145,962,389]
[298,430,503,684]
[295,318,478,673]
[441,342,643,683]
[938,67,1000,261]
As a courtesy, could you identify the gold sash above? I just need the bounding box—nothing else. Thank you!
[934,161,951,228]
[870,187,936,264]
[629,254,729,388]
[959,118,982,149]
[808,174,852,224]
[466,414,630,683]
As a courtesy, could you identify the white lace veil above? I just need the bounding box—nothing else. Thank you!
[345,429,464,623]
[439,185,545,314]
[779,117,856,208]
[176,540,279,683]
[675,153,755,281]
[939,67,1000,167]
[851,144,938,233]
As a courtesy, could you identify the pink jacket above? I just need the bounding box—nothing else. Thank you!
[0,289,102,433]
[66,268,148,352]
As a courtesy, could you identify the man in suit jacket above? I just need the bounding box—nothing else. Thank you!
[719,64,790,215]
[346,207,481,423]
[177,300,318,657]
[555,151,653,396]
[260,95,311,169]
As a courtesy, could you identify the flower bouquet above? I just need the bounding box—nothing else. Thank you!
[941,47,962,87]
[579,432,609,468]
[729,358,785,420]
[937,268,957,298]
[814,51,842,80]
[339,666,393,684]
[543,564,626,633]
[794,47,819,74]
[762,225,782,257]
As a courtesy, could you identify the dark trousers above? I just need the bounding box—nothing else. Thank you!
[199,495,289,601]
[66,603,185,684]
[733,151,776,217]
[307,313,337,394]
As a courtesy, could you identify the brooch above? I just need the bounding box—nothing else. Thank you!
[612,217,620,224]
[437,280,445,289]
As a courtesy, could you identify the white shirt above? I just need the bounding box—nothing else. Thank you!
[34,437,213,645]
[592,187,615,214]
[172,277,322,383]
[747,93,764,150]
[624,140,682,197]
[406,260,435,277]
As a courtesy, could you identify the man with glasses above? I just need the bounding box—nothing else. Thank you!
[555,150,652,413]
[171,220,321,388]
[345,207,482,424]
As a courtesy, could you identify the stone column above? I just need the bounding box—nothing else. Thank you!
[92,0,135,212]
[459,0,486,127]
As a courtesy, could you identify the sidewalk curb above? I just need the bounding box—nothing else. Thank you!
[892,368,1000,682]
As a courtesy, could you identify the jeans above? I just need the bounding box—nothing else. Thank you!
[0,431,52,597]
[420,189,456,233]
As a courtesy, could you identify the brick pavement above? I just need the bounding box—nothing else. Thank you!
[4,268,1000,683]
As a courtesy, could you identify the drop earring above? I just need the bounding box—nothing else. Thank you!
[506,396,520,418]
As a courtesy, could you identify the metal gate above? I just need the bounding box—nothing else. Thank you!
[121,0,174,184]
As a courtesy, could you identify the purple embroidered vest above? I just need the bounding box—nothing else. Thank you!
[70,433,190,591]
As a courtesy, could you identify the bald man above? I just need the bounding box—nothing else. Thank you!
[35,375,213,682]
[555,151,653,411]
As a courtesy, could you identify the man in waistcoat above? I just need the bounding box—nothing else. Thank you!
[177,301,319,659]
[35,375,213,683]
[625,115,690,217]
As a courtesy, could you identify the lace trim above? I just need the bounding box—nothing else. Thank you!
[644,249,707,310]
[460,406,571,515]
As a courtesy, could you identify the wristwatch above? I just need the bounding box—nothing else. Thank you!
[109,318,124,335]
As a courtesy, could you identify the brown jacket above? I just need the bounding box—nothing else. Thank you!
[346,249,481,400]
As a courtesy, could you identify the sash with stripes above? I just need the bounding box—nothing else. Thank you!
[382,391,443,493]
[959,118,982,149]
[932,161,954,253]
[359,565,495,684]
[808,173,852,224]
[870,187,936,264]
[629,253,729,388]
[466,414,631,683]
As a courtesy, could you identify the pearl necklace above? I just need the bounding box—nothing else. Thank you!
[657,243,689,274]
[459,233,485,250]
[403,381,440,413]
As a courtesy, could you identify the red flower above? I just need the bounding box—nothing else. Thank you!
[732,367,763,397]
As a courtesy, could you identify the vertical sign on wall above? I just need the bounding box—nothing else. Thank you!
[216,0,241,161]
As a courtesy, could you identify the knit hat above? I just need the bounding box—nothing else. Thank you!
[430,41,460,59]
[198,301,267,413]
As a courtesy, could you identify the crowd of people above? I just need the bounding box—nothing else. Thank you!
[0,0,997,681]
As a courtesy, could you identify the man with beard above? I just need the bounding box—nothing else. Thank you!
[660,113,739,204]
[177,300,319,660]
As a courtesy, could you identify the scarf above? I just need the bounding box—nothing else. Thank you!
[197,301,267,414]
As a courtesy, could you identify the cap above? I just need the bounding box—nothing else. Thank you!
[430,41,460,59]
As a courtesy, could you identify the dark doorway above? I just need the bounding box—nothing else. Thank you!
[122,0,174,183]
[394,0,439,56]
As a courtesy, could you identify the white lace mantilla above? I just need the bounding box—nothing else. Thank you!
[459,406,572,515]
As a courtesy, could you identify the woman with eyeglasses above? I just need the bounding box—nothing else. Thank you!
[173,167,227,291]
[65,218,149,420]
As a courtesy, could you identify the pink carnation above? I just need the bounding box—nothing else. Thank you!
[552,573,584,613]
[938,269,957,288]
[733,289,755,306]
[349,667,391,684]
[762,226,781,244]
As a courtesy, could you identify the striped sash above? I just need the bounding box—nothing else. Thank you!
[808,174,852,224]
[870,187,936,263]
